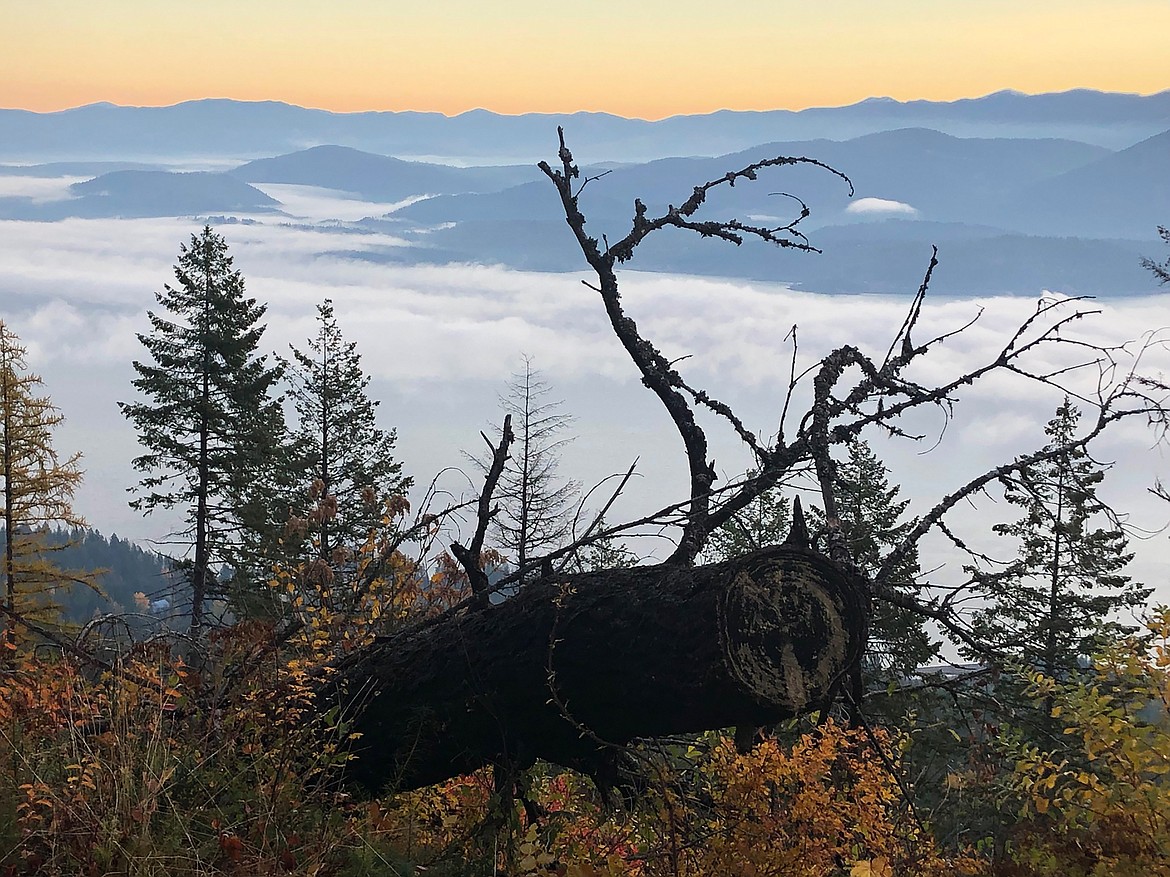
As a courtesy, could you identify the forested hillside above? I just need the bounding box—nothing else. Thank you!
[0,527,176,623]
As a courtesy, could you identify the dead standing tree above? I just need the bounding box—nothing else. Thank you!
[329,130,1169,795]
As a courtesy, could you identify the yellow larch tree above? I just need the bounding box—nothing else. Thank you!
[0,320,94,658]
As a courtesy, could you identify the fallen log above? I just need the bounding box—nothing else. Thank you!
[329,523,868,794]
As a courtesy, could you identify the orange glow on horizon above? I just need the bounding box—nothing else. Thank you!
[4,1,1168,119]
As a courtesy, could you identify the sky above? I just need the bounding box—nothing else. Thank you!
[4,1,1169,117]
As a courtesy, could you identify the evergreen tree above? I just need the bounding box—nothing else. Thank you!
[831,439,935,676]
[967,399,1148,678]
[120,226,286,635]
[1141,225,1170,285]
[701,479,790,564]
[479,356,578,580]
[19,527,175,624]
[280,299,411,576]
[0,322,97,656]
[572,518,639,572]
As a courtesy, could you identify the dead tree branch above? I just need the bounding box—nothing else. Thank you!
[535,129,1169,654]
[451,415,514,595]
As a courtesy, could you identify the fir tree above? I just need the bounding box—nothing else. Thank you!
[120,227,286,635]
[572,517,639,572]
[831,439,935,676]
[280,299,411,575]
[701,479,790,564]
[967,399,1148,678]
[1141,225,1170,285]
[0,322,98,657]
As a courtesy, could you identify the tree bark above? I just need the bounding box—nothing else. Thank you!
[329,542,868,794]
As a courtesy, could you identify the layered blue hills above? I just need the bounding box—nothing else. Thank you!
[1,89,1166,295]
[2,88,1167,163]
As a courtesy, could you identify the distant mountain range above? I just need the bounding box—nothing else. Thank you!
[0,90,1166,296]
[2,89,1168,163]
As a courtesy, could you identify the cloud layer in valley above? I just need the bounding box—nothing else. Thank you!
[0,176,85,202]
[2,210,1168,618]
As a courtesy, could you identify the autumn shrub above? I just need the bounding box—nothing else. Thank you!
[360,721,983,877]
[683,723,982,877]
[0,491,480,877]
[0,628,360,877]
[4,566,1165,877]
[1000,607,1170,876]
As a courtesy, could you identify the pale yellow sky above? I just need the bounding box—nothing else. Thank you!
[4,1,1168,117]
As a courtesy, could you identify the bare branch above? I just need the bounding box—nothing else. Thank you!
[878,374,1169,588]
[606,156,853,264]
[881,247,938,371]
[0,602,160,687]
[680,378,769,464]
[538,128,1170,670]
[559,459,640,574]
[539,127,851,565]
[451,414,514,594]
[777,324,799,444]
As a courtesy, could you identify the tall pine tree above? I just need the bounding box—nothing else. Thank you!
[121,227,286,635]
[831,439,935,676]
[968,399,1147,678]
[0,322,97,657]
[280,299,411,577]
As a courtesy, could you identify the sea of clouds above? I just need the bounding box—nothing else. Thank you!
[1,178,1168,620]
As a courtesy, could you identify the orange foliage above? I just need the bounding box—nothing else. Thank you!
[361,723,984,877]
[0,630,357,876]
[30,481,1170,876]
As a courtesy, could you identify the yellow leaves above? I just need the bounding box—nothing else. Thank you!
[566,864,616,877]
[1008,609,1170,871]
[682,722,953,876]
[516,823,558,873]
[384,493,410,519]
[944,771,968,790]
[852,857,893,877]
[266,518,440,678]
[16,781,55,823]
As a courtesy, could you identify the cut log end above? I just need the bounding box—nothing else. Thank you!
[720,558,853,714]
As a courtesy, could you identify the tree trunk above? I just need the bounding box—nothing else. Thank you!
[329,542,868,794]
[2,365,15,662]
